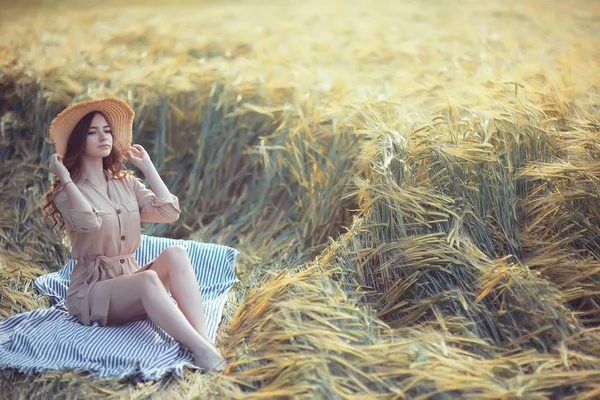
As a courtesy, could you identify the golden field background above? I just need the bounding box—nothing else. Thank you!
[1,0,600,398]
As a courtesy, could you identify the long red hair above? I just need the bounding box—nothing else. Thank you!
[42,111,132,237]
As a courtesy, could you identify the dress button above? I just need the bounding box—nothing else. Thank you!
[116,209,121,214]
[121,236,125,241]
[120,259,125,263]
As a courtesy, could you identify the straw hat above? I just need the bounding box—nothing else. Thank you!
[49,97,135,156]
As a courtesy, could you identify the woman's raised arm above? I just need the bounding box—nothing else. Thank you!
[53,186,103,232]
[130,175,181,224]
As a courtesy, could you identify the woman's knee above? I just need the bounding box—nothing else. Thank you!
[136,269,163,291]
[162,245,190,273]
[163,245,188,260]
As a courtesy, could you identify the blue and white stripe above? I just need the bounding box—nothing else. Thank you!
[0,235,239,381]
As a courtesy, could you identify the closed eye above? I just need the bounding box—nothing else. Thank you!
[88,130,112,135]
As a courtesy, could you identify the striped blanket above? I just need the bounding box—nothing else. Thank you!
[0,235,239,381]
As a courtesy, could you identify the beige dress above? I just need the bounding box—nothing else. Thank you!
[52,169,181,327]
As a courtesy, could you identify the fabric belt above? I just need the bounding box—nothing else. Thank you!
[74,253,136,307]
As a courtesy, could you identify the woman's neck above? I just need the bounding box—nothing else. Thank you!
[79,157,106,186]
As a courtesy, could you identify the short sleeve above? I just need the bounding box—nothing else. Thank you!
[130,176,181,223]
[52,188,103,232]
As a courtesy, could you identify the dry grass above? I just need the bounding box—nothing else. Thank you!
[1,0,600,398]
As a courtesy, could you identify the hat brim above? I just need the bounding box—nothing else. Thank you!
[49,97,135,157]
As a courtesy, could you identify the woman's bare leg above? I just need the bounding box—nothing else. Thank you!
[106,270,226,371]
[135,245,212,344]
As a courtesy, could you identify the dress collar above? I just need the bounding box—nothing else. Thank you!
[74,169,113,185]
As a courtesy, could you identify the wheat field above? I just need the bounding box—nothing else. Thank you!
[1,0,600,398]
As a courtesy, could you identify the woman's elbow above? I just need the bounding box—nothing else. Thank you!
[141,202,181,223]
[168,211,180,223]
[159,210,180,223]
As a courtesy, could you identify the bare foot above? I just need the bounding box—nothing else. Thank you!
[193,352,227,371]
[192,338,227,371]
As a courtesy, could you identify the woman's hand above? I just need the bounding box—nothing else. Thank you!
[49,153,72,183]
[124,144,153,172]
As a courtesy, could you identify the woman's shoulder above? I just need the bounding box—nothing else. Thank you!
[114,169,139,185]
[114,170,145,194]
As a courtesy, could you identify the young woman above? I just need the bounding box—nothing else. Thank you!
[42,97,226,372]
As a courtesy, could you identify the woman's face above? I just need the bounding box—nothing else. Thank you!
[84,113,113,158]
